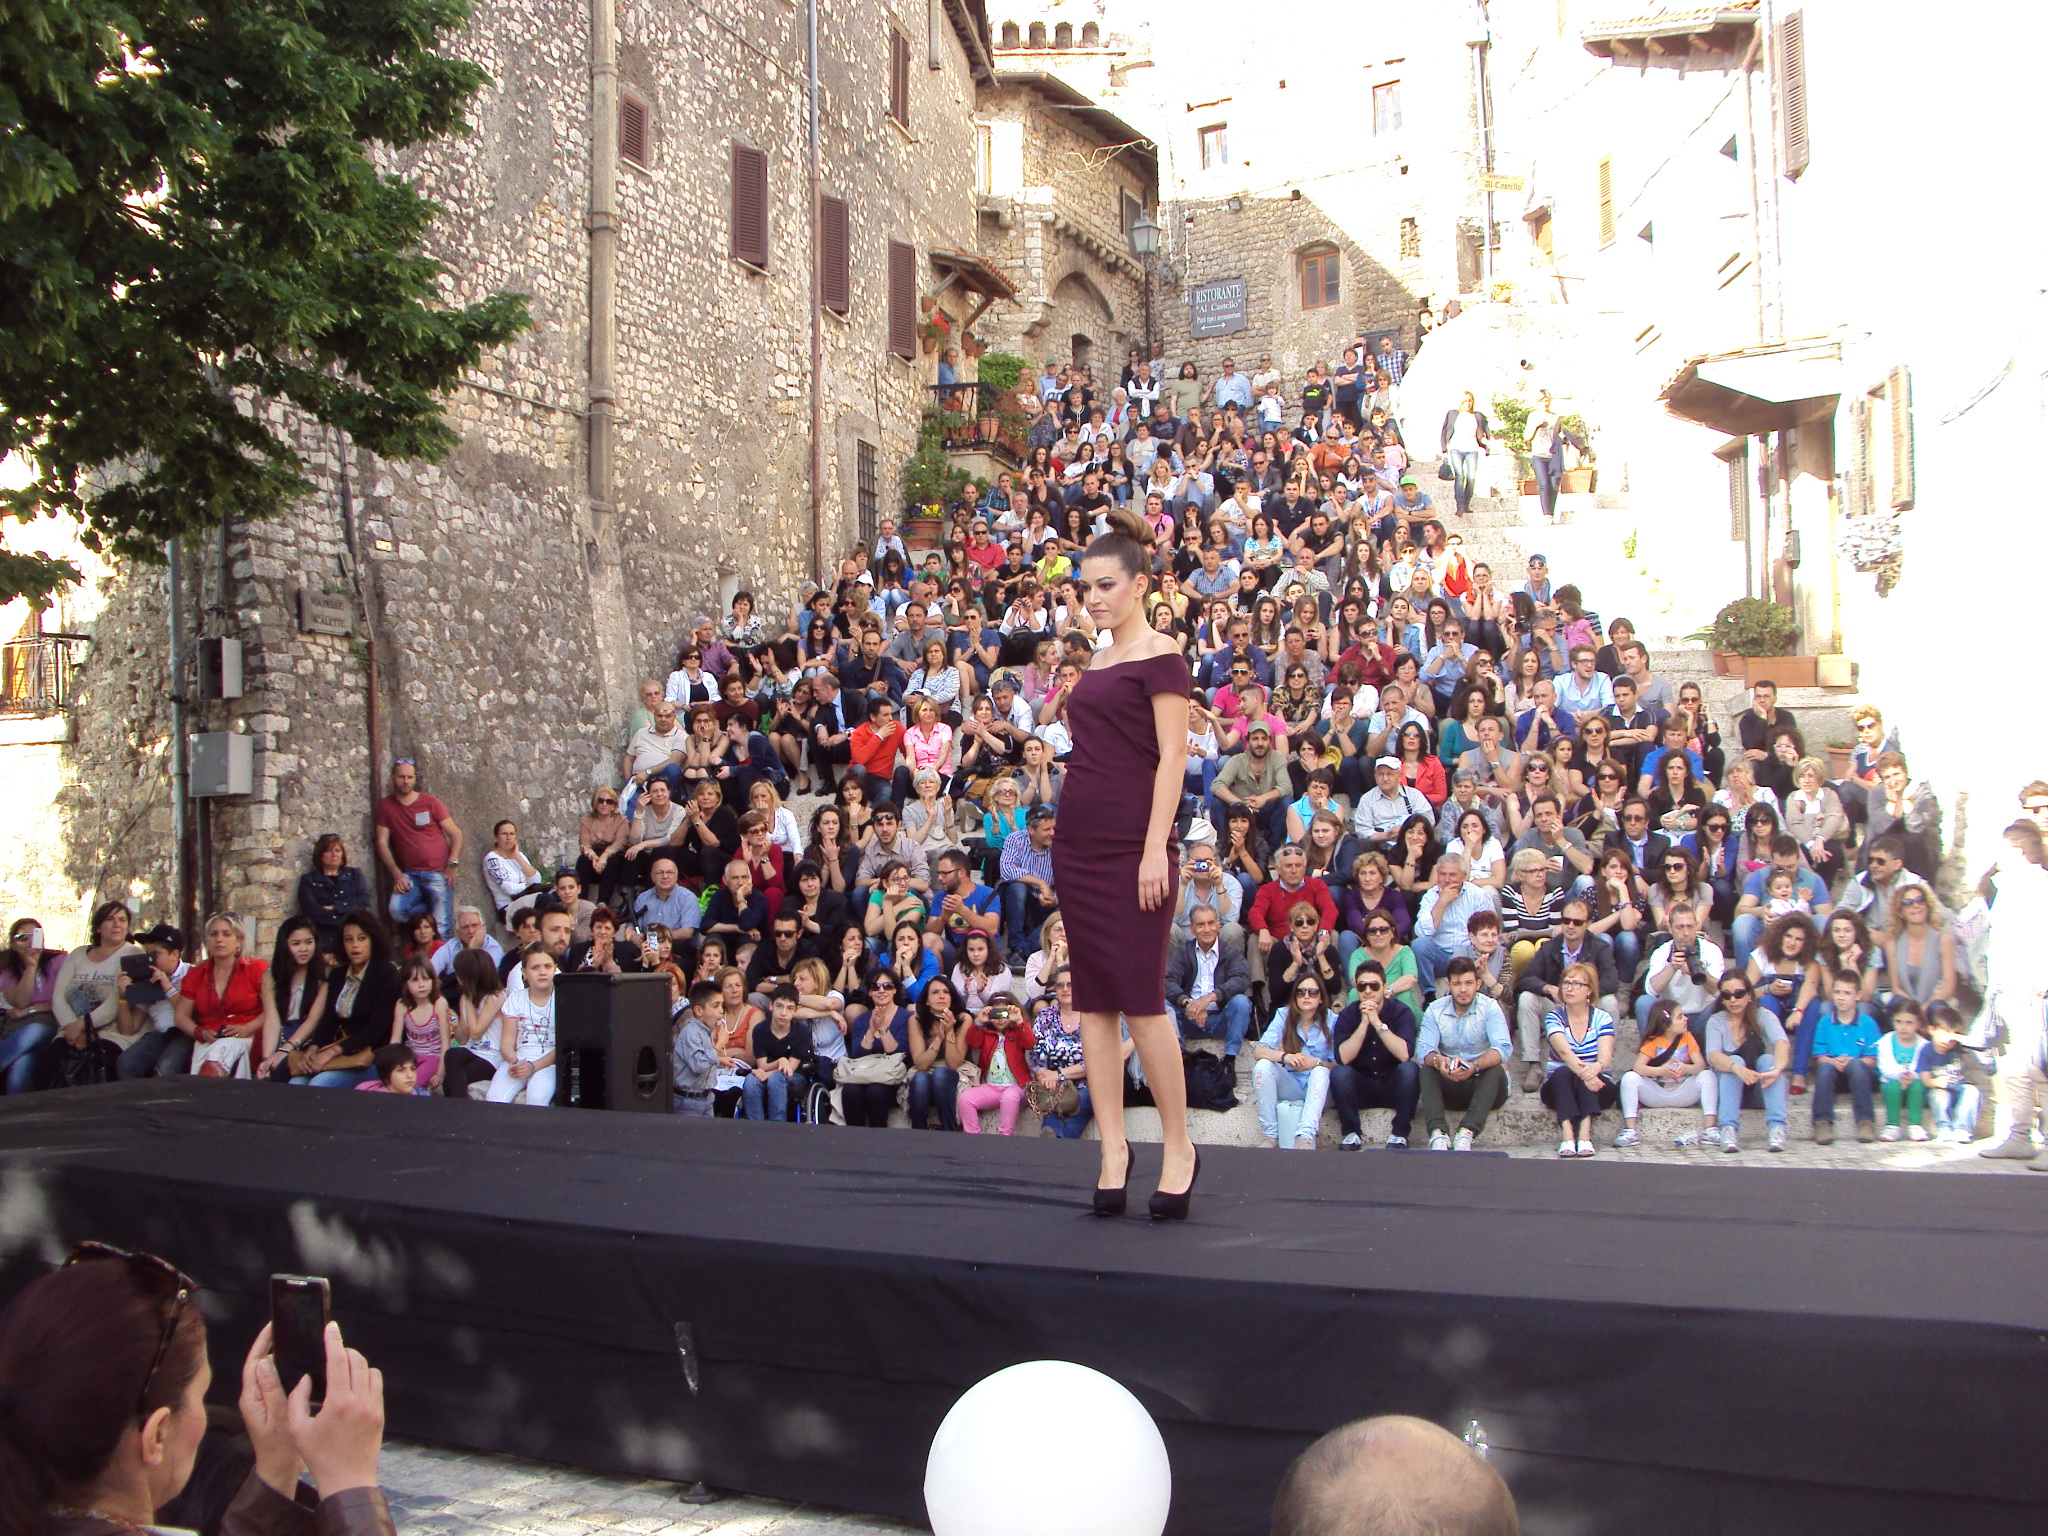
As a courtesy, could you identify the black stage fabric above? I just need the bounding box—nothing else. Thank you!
[2,1081,2043,1536]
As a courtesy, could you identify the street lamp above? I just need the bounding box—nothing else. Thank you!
[1127,208,1158,359]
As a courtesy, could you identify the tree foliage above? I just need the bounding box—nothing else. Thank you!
[0,0,532,602]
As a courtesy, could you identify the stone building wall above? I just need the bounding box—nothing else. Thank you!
[1160,194,1422,394]
[972,79,1153,374]
[3,0,994,945]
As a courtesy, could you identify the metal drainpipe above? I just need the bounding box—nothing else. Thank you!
[165,538,193,938]
[589,0,618,521]
[807,0,825,584]
[335,433,383,875]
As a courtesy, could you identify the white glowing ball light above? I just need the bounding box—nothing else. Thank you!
[925,1361,1171,1536]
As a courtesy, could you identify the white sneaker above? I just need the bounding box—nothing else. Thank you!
[1452,1128,1476,1152]
[1675,1126,1721,1149]
[1429,1131,1452,1151]
[1767,1125,1787,1152]
[1614,1127,1642,1148]
[1341,1132,1363,1150]
[1907,1124,1929,1142]
[1575,1139,1596,1158]
[1385,1134,1409,1149]
[1878,1125,1902,1143]
[1557,1138,1575,1158]
[1721,1130,1741,1153]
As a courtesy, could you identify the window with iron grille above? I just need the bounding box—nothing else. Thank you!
[857,441,880,546]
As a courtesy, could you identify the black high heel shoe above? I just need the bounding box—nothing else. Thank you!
[1093,1142,1132,1217]
[1149,1150,1201,1222]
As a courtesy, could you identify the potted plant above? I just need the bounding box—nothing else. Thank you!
[1824,736,1855,779]
[900,407,970,545]
[1489,395,1536,494]
[1557,413,1596,493]
[1698,597,1815,687]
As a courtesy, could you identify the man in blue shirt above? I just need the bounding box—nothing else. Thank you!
[1554,645,1615,725]
[633,857,702,939]
[1415,958,1512,1150]
[925,848,1000,966]
[1806,969,1880,1144]
[1213,357,1254,412]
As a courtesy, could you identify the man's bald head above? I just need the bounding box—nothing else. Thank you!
[1271,1416,1517,1536]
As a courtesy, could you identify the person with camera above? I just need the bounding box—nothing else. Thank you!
[0,1244,391,1536]
[1635,904,1724,1033]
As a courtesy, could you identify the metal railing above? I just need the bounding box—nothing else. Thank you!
[925,382,1031,464]
[0,634,87,717]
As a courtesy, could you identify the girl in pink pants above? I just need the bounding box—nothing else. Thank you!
[960,995,1035,1134]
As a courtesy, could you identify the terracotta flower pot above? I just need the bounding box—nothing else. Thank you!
[1826,745,1855,779]
[1712,650,1740,676]
[1742,655,1817,689]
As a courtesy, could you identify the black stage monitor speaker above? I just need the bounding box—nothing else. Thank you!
[553,972,671,1111]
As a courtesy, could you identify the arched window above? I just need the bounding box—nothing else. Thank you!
[1081,22,1100,45]
[1028,21,1046,47]
[1054,22,1072,48]
[1298,244,1340,310]
[1000,20,1021,48]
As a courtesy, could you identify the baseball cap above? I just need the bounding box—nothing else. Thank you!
[1246,723,1273,738]
[855,570,875,584]
[1398,475,1417,487]
[137,923,184,952]
[1375,755,1402,771]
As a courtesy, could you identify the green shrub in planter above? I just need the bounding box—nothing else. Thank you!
[1707,598,1796,657]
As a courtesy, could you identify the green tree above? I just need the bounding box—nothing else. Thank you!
[0,0,531,602]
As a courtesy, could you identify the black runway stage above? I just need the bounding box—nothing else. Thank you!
[1,1081,2043,1535]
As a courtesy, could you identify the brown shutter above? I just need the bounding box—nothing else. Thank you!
[619,97,648,167]
[1778,11,1810,179]
[887,239,916,359]
[1886,366,1913,510]
[1842,398,1869,518]
[819,194,850,315]
[889,28,910,126]
[730,143,768,269]
[1596,156,1615,246]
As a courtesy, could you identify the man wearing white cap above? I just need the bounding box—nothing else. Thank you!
[1354,757,1432,850]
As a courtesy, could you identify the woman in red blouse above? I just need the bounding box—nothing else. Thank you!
[176,914,268,1078]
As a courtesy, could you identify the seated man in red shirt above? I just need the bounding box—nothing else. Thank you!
[1245,843,1358,1003]
[847,696,906,792]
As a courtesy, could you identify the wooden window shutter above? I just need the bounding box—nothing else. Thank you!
[887,239,916,359]
[1886,366,1913,510]
[730,143,769,269]
[619,97,649,167]
[1596,156,1615,246]
[819,195,850,315]
[1778,11,1809,178]
[1722,444,1750,542]
[889,28,910,126]
[1842,398,1869,518]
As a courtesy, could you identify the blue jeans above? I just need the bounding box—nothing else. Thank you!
[1789,999,1827,1074]
[1447,449,1482,515]
[1184,757,1219,804]
[1172,993,1253,1057]
[907,1066,960,1130]
[1609,928,1642,982]
[117,1031,194,1080]
[1730,913,1765,969]
[389,869,453,936]
[0,1020,55,1094]
[1410,934,1459,995]
[1811,1058,1877,1125]
[1042,1083,1095,1139]
[1000,881,1047,958]
[1714,1067,1788,1131]
[1534,453,1564,517]
[743,1071,794,1120]
[1255,1058,1330,1144]
[292,1067,376,1089]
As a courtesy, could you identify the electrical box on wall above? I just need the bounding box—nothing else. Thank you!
[198,636,244,699]
[190,732,253,797]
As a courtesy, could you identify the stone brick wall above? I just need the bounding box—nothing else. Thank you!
[1160,193,1421,391]
[3,0,993,945]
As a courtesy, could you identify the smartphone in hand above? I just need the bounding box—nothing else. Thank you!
[271,1273,332,1406]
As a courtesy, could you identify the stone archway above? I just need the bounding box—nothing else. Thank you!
[1047,270,1114,371]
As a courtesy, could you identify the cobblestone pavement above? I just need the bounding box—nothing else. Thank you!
[379,1442,913,1536]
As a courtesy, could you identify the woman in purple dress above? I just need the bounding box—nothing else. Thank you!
[1054,506,1199,1219]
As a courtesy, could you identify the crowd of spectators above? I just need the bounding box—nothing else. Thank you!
[3,344,2042,1164]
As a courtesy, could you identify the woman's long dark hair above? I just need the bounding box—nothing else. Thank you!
[0,1257,208,1532]
[453,946,503,1006]
[269,916,329,1000]
[337,909,393,970]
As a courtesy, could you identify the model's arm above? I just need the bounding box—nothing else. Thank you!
[1141,689,1191,915]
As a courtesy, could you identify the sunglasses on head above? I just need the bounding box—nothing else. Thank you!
[66,1242,194,1419]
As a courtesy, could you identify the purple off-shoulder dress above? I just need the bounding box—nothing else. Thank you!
[1050,652,1192,1016]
